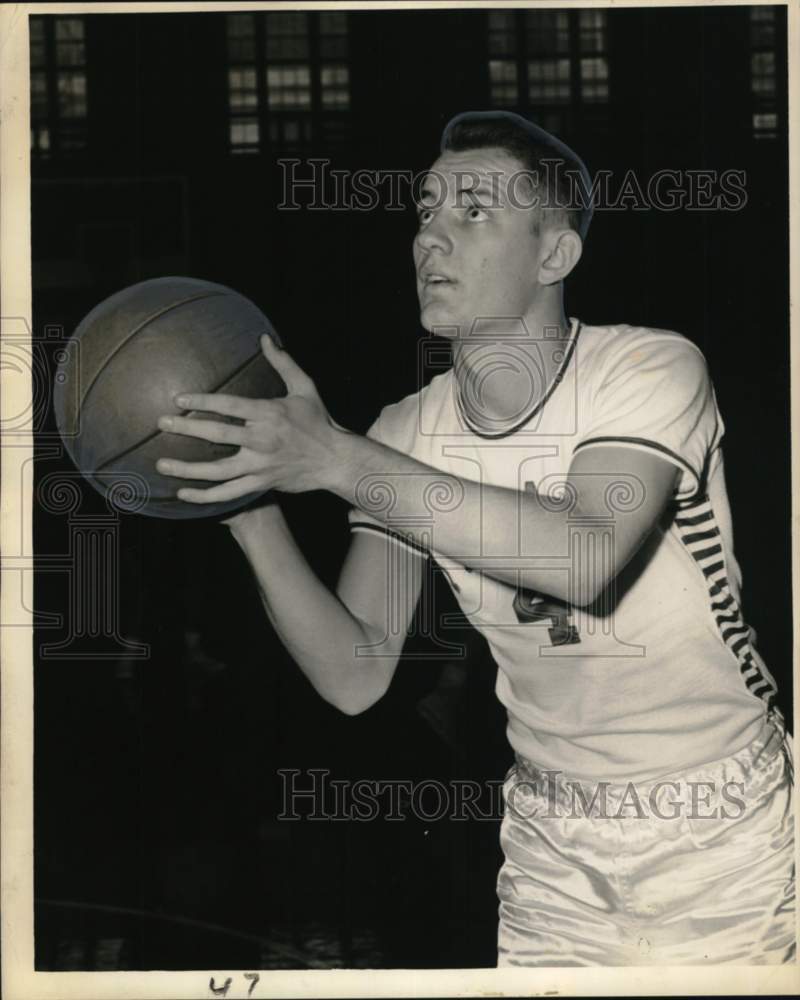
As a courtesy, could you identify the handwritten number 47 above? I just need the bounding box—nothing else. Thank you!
[209,973,260,998]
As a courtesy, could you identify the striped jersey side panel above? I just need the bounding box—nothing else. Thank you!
[674,494,778,707]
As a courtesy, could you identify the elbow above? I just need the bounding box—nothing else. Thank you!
[327,681,389,717]
[334,699,372,717]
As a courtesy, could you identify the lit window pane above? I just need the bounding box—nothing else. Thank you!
[525,11,569,55]
[265,11,309,59]
[230,117,260,149]
[320,35,348,59]
[489,60,517,83]
[750,7,776,46]
[490,86,519,106]
[751,51,775,96]
[489,11,515,31]
[752,51,775,74]
[55,19,84,41]
[228,67,258,111]
[227,13,256,62]
[490,60,518,105]
[321,64,350,109]
[55,18,85,66]
[528,58,570,103]
[56,40,86,67]
[57,71,87,118]
[31,125,50,153]
[581,56,609,102]
[489,10,517,55]
[31,72,48,117]
[489,34,516,57]
[752,111,777,138]
[267,65,311,110]
[579,9,607,52]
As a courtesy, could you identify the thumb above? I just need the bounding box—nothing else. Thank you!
[261,334,316,396]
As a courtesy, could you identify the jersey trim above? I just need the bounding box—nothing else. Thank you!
[455,319,582,440]
[674,494,777,708]
[349,520,430,558]
[573,435,701,496]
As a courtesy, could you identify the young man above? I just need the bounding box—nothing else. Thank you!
[155,111,795,965]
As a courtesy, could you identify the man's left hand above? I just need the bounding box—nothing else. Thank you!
[156,335,345,503]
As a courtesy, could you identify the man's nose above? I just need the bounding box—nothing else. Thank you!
[415,213,452,255]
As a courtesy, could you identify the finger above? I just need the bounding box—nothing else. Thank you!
[156,455,246,481]
[177,474,266,504]
[157,415,247,445]
[171,393,266,420]
[261,335,316,396]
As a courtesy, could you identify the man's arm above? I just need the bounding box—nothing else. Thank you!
[158,337,678,608]
[227,502,425,714]
[328,437,678,606]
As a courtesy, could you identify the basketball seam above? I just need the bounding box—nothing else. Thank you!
[77,291,228,415]
[92,349,282,474]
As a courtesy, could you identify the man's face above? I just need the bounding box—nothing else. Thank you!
[413,147,546,336]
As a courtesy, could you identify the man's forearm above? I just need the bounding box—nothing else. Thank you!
[326,432,585,604]
[228,504,398,712]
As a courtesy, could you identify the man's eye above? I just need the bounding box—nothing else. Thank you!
[417,207,434,225]
[467,206,488,221]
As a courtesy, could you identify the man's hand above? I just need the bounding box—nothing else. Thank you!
[156,335,347,504]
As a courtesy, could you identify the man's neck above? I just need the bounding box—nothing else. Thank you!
[453,307,573,432]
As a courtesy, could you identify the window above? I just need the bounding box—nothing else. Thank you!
[30,16,89,156]
[487,9,609,131]
[226,15,260,152]
[578,9,606,55]
[578,9,609,103]
[580,57,609,103]
[526,10,570,55]
[527,58,570,104]
[226,11,350,153]
[489,59,518,105]
[749,7,779,139]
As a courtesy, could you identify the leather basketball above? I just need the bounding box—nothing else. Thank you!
[53,276,286,519]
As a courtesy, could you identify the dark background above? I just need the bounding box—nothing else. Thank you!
[32,5,790,972]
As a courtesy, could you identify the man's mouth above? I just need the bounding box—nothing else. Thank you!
[421,273,455,287]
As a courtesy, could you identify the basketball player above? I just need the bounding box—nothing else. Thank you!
[155,111,795,965]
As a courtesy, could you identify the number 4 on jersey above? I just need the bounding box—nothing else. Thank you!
[512,588,581,645]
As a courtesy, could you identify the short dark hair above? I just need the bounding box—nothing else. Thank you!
[440,110,594,241]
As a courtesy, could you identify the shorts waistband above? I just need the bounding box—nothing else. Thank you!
[510,710,790,809]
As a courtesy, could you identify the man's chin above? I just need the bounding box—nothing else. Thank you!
[420,305,461,338]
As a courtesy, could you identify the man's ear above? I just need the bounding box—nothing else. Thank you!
[539,229,583,286]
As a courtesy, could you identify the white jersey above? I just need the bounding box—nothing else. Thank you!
[349,320,778,781]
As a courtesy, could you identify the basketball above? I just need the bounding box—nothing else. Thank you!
[53,276,287,519]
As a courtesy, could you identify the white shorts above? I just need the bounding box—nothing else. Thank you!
[497,714,796,966]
